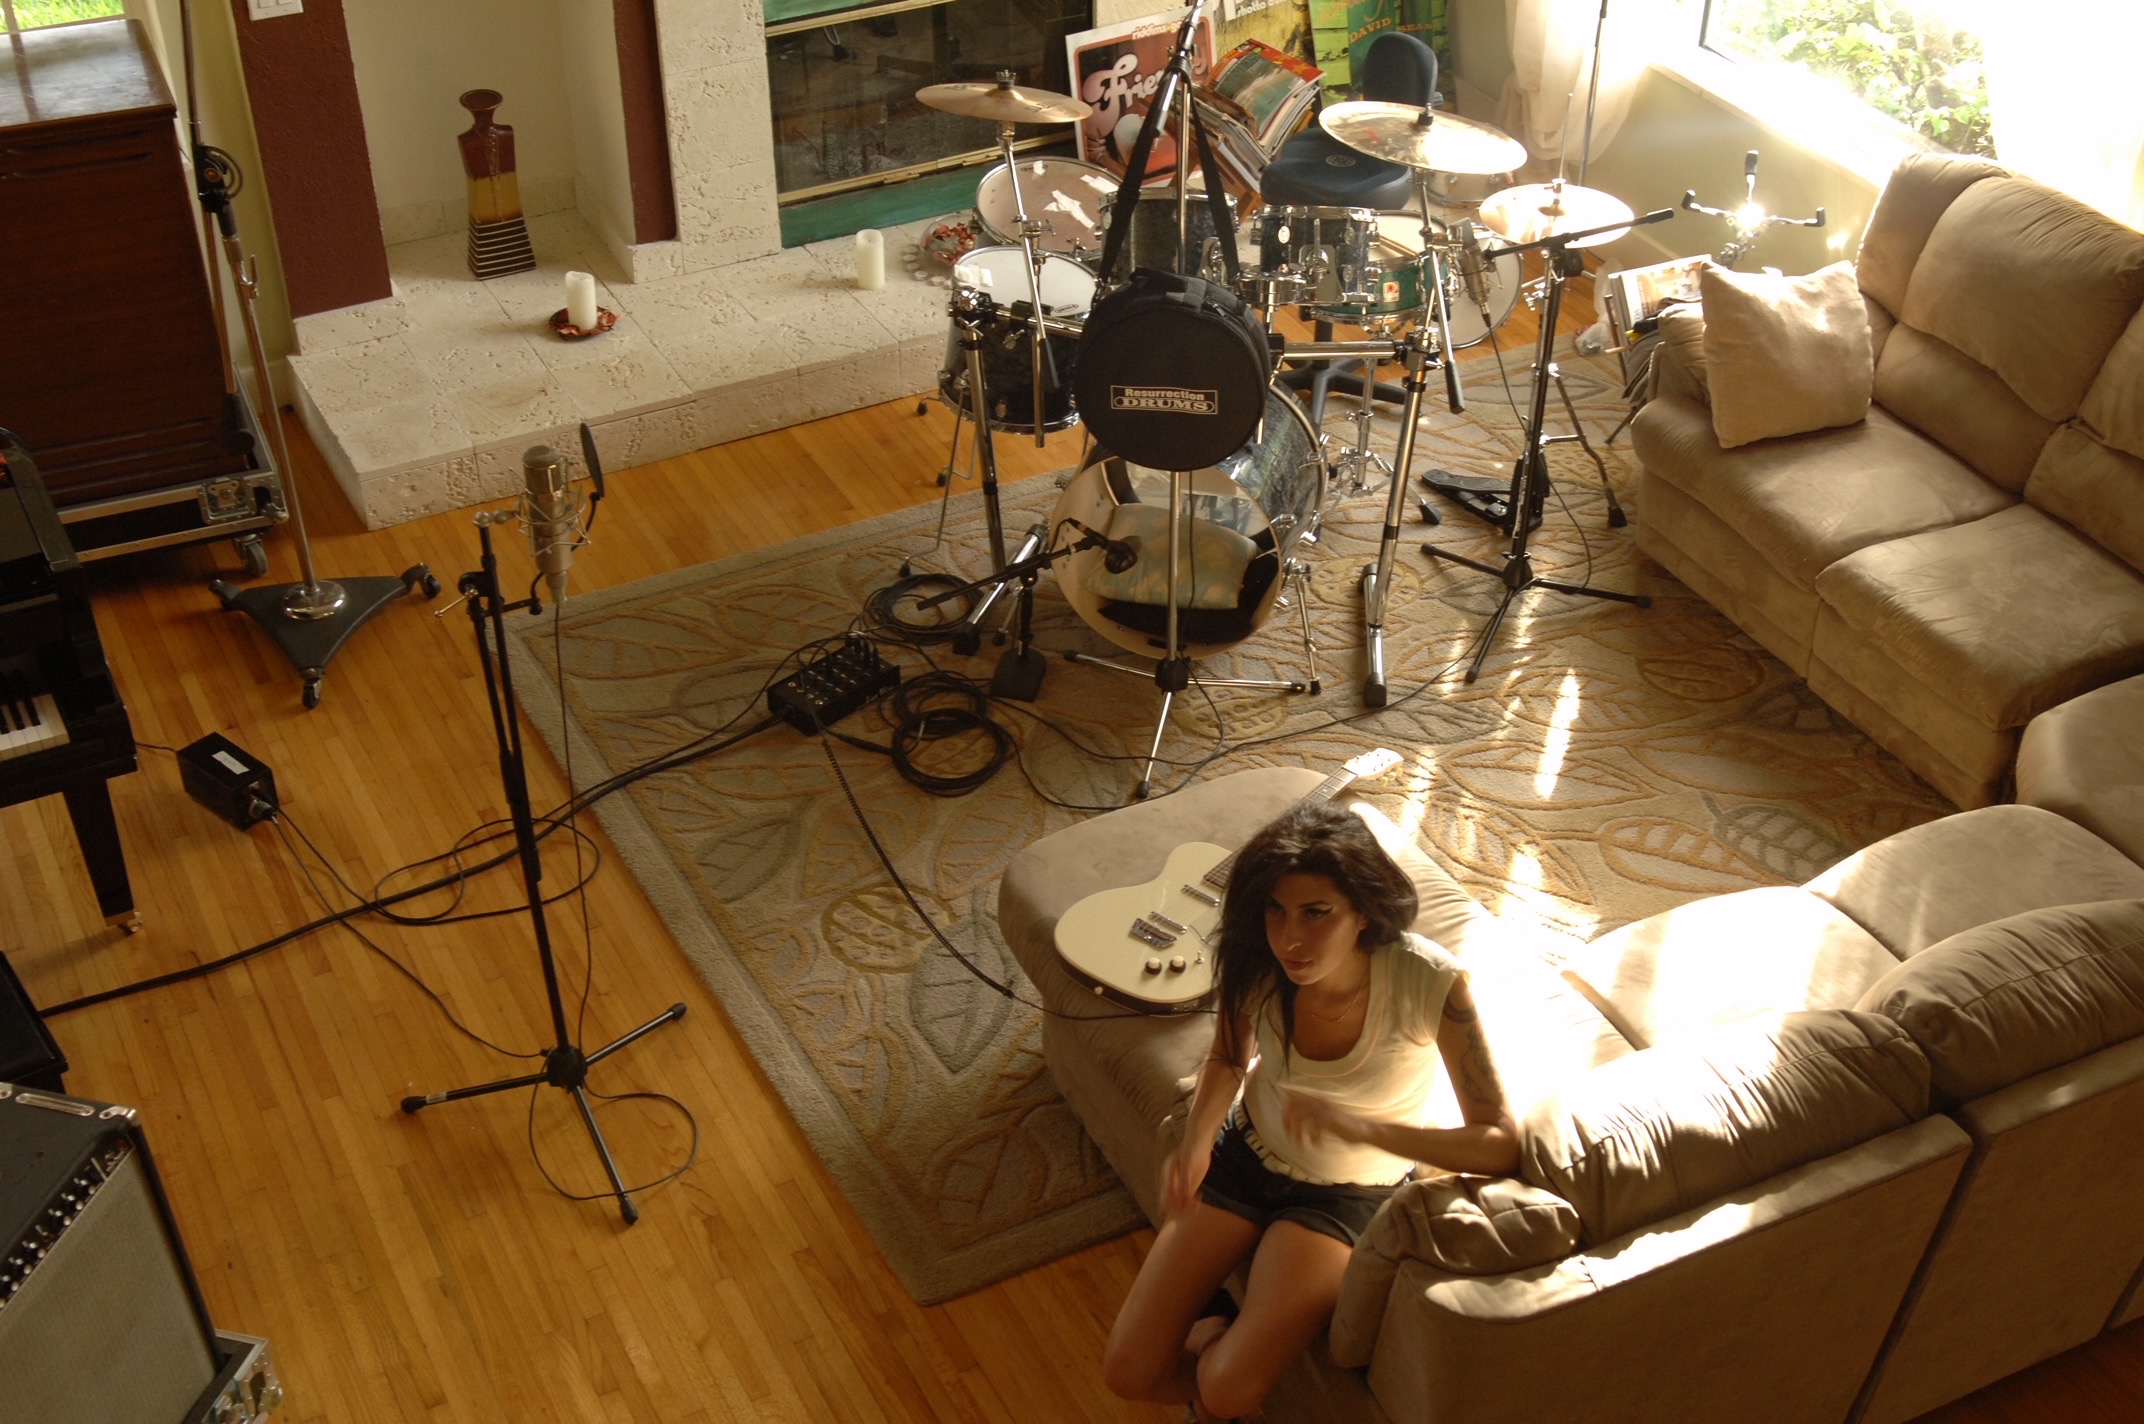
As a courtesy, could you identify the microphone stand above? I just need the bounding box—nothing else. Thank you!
[398,512,689,1225]
[184,0,438,708]
[1421,211,1670,684]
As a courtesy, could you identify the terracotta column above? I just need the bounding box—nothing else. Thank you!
[226,0,390,317]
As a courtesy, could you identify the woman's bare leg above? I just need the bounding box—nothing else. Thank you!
[1103,1201,1263,1407]
[1191,1220,1353,1421]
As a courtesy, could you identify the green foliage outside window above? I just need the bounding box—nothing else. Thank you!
[9,0,125,28]
[1707,0,1994,157]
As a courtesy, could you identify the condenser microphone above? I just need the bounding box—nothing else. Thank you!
[522,444,579,602]
[1455,219,1493,312]
[1065,517,1138,574]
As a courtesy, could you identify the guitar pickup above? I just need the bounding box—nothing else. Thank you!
[1180,885,1221,907]
[1146,911,1189,935]
[1129,919,1177,949]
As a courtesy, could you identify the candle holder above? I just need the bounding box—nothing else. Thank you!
[549,306,618,340]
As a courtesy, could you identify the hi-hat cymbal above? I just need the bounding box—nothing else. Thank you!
[1318,102,1528,176]
[1478,181,1635,247]
[916,80,1091,125]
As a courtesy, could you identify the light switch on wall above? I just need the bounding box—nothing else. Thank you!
[247,0,303,17]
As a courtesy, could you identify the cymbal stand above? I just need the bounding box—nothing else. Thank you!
[399,512,688,1224]
[1063,465,1319,799]
[1326,326,1399,498]
[1421,223,1654,684]
[944,287,1018,656]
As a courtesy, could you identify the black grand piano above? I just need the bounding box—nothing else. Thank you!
[1,431,139,930]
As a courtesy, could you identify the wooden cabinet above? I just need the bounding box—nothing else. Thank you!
[0,19,250,507]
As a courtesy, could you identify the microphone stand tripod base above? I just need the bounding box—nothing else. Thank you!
[213,566,442,708]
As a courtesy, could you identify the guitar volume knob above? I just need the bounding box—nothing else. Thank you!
[1144,957,1163,974]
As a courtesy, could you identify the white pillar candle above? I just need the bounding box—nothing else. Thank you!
[564,270,599,330]
[855,229,885,291]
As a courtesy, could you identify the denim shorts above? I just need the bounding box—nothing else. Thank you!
[1197,1115,1405,1247]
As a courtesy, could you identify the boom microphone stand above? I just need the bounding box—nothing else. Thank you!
[1422,211,1668,684]
[399,512,687,1225]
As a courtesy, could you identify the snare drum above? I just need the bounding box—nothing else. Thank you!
[1314,215,1523,347]
[1256,206,1375,307]
[1097,185,1240,278]
[974,157,1117,263]
[937,247,1096,434]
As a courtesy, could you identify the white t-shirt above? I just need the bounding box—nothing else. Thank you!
[1238,932,1459,1186]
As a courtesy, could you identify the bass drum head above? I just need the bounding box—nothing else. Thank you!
[974,157,1117,261]
[1051,385,1326,660]
[1373,213,1522,349]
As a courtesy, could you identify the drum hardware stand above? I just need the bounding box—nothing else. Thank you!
[1324,320,1403,498]
[1422,218,1667,684]
[918,520,1113,700]
[399,512,688,1225]
[1359,319,1462,708]
[183,0,437,708]
[1062,472,1320,798]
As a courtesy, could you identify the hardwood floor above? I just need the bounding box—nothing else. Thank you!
[4,305,2139,1423]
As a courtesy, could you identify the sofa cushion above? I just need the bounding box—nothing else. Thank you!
[2027,424,2144,578]
[1519,1009,1929,1245]
[1700,262,1873,448]
[1900,174,2144,425]
[1361,1174,1580,1276]
[1856,153,2005,319]
[1805,804,2144,957]
[1855,899,2144,1103]
[1637,403,2013,593]
[2080,306,2144,461]
[2016,675,2144,867]
[1564,887,1902,1048]
[1874,324,2056,494]
[1814,502,2144,730]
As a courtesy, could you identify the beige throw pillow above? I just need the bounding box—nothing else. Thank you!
[1700,261,1874,448]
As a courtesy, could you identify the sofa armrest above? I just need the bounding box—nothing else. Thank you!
[1648,307,1709,408]
[2016,674,2144,866]
[1353,1117,1971,1424]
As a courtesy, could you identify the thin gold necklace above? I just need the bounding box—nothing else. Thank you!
[1300,979,1368,1022]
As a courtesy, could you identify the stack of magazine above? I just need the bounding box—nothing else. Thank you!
[1192,39,1324,196]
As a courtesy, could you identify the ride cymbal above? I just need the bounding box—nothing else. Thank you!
[916,80,1092,125]
[1317,102,1528,176]
[1478,181,1635,247]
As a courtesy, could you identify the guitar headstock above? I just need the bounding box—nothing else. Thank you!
[1343,748,1403,781]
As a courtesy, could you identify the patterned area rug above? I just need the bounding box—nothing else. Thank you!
[505,350,1953,1302]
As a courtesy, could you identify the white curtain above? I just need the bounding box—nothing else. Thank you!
[1498,0,1659,171]
[1981,6,2144,230]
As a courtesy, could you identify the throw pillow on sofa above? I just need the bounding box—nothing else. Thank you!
[1520,1009,1929,1245]
[1855,898,2144,1104]
[1700,261,1874,448]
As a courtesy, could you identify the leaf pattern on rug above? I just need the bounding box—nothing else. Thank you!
[504,351,1957,1302]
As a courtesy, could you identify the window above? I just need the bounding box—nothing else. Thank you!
[2,0,124,32]
[1699,0,1992,157]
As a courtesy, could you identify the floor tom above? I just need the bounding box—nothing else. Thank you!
[1313,215,1522,347]
[937,247,1096,434]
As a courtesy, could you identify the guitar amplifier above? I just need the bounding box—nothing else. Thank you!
[0,1085,281,1424]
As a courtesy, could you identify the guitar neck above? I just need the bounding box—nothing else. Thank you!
[1200,769,1360,892]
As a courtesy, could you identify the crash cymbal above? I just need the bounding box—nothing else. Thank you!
[916,79,1091,125]
[1478,181,1635,247]
[1317,102,1528,176]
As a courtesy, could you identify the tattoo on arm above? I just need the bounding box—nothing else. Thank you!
[1442,981,1507,1125]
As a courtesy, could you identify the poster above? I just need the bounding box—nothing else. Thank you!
[1309,0,1447,97]
[1064,9,1220,187]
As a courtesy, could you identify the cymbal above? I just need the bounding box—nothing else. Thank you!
[916,80,1091,125]
[1318,102,1528,176]
[1478,181,1635,247]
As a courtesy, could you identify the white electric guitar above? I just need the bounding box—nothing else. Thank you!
[1053,749,1404,1011]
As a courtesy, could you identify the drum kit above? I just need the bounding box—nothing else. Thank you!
[904,5,1666,794]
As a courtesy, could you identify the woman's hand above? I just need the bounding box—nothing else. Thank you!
[1282,1091,1371,1150]
[1160,1134,1213,1221]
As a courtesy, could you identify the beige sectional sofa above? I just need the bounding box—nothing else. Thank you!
[1630,153,2144,809]
[997,676,2144,1424]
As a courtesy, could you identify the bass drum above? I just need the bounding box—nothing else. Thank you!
[1050,385,1327,660]
[973,156,1117,263]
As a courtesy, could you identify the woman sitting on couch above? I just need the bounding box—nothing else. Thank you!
[1102,801,1521,1422]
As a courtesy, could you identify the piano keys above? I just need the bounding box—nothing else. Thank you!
[0,431,140,930]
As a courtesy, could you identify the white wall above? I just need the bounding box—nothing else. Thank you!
[343,0,579,243]
[556,0,636,260]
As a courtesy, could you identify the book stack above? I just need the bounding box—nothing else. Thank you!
[1192,40,1324,198]
[468,215,536,280]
